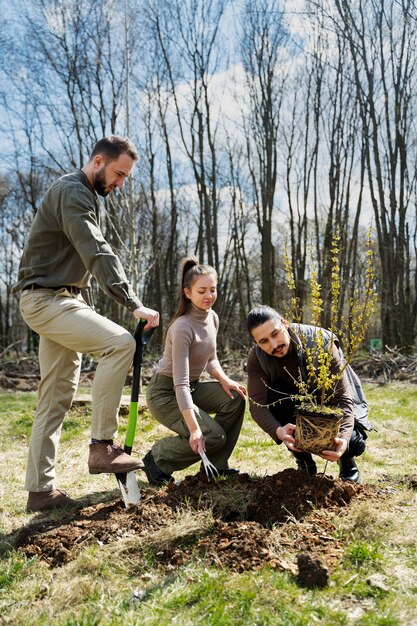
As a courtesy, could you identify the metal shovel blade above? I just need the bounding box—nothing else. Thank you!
[117,471,141,507]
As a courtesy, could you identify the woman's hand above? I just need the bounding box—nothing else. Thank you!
[318,437,347,462]
[220,377,247,400]
[189,428,205,455]
[182,409,205,455]
[211,367,247,400]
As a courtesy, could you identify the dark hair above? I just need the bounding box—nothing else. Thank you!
[89,135,139,164]
[169,257,218,324]
[247,306,287,335]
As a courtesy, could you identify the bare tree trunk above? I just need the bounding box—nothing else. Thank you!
[150,0,226,272]
[241,0,286,306]
[333,0,417,351]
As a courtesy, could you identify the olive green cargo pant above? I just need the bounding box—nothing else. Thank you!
[146,373,245,475]
[19,288,136,491]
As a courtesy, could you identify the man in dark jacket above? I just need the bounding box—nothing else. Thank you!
[13,136,160,512]
[246,306,370,482]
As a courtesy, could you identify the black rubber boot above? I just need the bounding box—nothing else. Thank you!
[142,450,174,487]
[338,457,360,483]
[292,451,317,476]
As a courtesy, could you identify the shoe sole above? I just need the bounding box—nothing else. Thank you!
[89,466,141,475]
[26,501,76,513]
[340,476,361,483]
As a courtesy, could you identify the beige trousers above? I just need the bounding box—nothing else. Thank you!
[19,288,136,491]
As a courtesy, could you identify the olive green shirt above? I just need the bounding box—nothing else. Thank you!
[13,170,142,312]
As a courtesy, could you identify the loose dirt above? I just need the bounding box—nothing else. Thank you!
[14,469,384,586]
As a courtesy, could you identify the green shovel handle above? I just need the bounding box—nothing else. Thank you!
[125,319,156,452]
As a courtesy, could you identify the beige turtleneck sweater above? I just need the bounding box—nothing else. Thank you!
[153,304,221,412]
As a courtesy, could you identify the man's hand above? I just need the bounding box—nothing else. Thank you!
[276,423,302,452]
[318,437,347,462]
[133,306,159,330]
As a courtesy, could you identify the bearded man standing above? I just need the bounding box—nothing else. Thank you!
[13,135,160,512]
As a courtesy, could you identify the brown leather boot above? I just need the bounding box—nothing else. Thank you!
[88,443,142,474]
[26,489,76,513]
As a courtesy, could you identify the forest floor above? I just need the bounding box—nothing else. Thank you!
[1,368,417,624]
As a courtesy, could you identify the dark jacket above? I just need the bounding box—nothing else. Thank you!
[247,323,371,443]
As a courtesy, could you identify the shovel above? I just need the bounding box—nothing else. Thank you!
[116,319,155,507]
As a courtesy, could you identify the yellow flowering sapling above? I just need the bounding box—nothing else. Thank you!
[283,231,376,449]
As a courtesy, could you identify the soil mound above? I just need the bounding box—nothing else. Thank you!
[14,469,382,578]
[161,469,358,526]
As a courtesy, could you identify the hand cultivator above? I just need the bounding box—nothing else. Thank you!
[199,450,219,480]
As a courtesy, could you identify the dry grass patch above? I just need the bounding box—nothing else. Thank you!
[334,485,417,543]
[115,507,214,557]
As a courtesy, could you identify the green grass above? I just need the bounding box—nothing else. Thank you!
[0,392,37,441]
[345,539,383,566]
[1,382,417,624]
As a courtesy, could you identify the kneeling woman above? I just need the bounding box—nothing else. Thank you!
[143,257,246,486]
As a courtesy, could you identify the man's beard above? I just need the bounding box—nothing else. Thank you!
[93,167,110,197]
